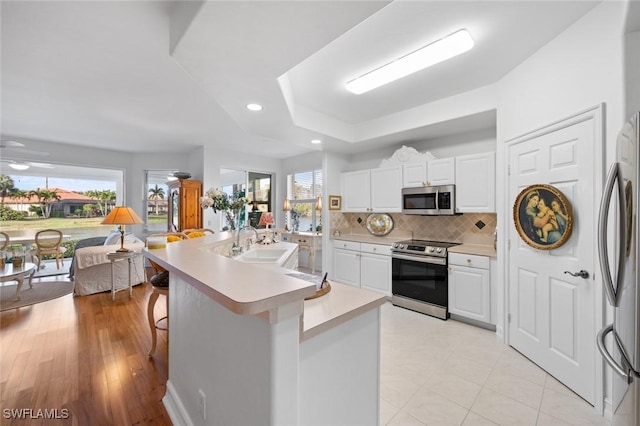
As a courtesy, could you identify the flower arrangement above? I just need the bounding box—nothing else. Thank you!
[200,188,250,231]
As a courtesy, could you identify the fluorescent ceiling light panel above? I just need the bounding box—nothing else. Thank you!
[311,139,322,144]
[345,29,474,95]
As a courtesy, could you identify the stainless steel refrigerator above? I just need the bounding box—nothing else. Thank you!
[597,112,639,426]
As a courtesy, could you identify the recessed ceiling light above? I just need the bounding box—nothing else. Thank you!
[246,103,263,111]
[311,139,322,145]
[346,29,474,95]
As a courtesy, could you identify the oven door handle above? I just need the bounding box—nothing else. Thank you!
[392,253,446,265]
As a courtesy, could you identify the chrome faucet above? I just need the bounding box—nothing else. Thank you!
[231,225,259,256]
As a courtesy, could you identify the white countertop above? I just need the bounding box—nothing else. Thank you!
[448,243,497,258]
[144,232,385,339]
[302,281,385,341]
[145,235,316,316]
[332,233,401,245]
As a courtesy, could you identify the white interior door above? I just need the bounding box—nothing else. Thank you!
[507,111,601,404]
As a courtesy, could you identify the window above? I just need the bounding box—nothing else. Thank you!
[144,170,172,232]
[288,169,322,233]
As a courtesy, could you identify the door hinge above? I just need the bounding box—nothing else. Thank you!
[508,240,511,249]
[507,165,511,176]
[507,313,512,323]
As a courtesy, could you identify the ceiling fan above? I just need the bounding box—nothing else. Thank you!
[0,159,54,171]
[0,140,50,157]
[0,140,52,171]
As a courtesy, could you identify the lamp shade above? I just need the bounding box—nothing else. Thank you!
[258,212,274,227]
[101,206,143,252]
[101,206,144,225]
[282,198,291,211]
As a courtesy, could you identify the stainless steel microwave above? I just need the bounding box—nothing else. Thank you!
[402,184,456,215]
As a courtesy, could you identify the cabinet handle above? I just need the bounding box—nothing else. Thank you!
[466,259,472,263]
[373,247,377,252]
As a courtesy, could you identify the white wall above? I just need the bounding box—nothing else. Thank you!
[0,135,192,235]
[201,144,282,231]
[495,1,627,417]
[624,0,640,118]
[344,127,497,171]
[322,151,349,277]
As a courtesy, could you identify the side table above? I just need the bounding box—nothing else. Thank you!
[0,262,37,300]
[106,251,140,300]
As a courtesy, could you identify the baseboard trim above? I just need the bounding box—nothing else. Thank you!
[163,380,194,426]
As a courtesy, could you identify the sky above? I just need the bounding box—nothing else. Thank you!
[8,175,116,192]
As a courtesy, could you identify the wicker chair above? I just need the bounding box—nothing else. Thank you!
[147,232,189,356]
[30,229,67,270]
[0,232,9,251]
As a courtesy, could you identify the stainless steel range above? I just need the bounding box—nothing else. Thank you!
[391,239,460,320]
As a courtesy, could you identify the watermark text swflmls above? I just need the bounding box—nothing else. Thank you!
[3,408,70,419]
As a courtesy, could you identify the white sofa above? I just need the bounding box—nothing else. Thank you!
[73,242,146,296]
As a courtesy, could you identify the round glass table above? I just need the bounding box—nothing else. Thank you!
[0,262,37,300]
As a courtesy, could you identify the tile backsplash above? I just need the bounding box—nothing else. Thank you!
[330,212,497,243]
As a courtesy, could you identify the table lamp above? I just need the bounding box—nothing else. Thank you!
[258,212,275,228]
[282,198,291,231]
[101,206,144,252]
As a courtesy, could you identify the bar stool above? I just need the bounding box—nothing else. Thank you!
[146,232,188,356]
[147,267,169,356]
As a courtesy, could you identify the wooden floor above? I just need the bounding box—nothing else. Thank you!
[0,277,172,425]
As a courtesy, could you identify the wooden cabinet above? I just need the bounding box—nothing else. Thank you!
[448,252,491,325]
[341,166,402,212]
[333,240,391,296]
[455,152,495,213]
[167,179,202,232]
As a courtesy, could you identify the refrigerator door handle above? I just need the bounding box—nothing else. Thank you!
[597,324,631,381]
[597,162,625,307]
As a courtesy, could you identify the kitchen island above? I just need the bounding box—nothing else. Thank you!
[144,232,386,426]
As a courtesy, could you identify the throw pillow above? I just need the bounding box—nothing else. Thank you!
[103,230,121,246]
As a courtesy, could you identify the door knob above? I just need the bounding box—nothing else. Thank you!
[564,270,589,279]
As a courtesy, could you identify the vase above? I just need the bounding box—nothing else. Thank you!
[225,211,236,231]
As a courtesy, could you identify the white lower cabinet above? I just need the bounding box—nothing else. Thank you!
[334,244,361,287]
[333,241,391,296]
[448,253,491,324]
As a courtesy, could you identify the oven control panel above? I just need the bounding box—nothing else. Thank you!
[391,240,456,258]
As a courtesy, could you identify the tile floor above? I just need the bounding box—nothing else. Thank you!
[380,303,611,426]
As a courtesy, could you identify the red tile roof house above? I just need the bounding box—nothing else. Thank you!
[5,188,96,217]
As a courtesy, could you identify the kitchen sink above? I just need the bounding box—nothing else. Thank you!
[236,248,289,264]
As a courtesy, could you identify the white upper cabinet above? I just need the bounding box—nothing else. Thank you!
[342,166,402,212]
[402,162,427,187]
[370,167,402,212]
[455,152,495,213]
[427,157,455,185]
[341,169,371,212]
